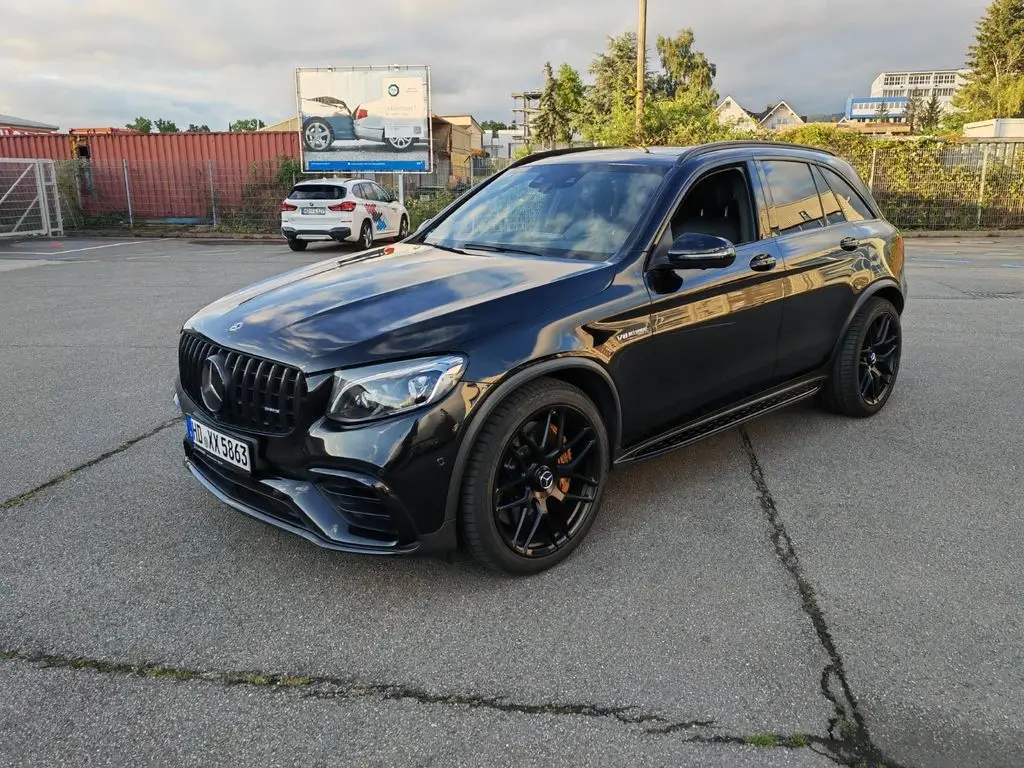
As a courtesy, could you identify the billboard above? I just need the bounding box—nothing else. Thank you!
[295,66,431,174]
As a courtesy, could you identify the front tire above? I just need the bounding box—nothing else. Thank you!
[287,239,307,252]
[358,220,373,250]
[820,297,902,417]
[397,215,409,240]
[302,119,334,152]
[460,378,610,576]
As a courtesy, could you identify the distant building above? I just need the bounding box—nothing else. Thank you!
[715,97,806,132]
[845,68,969,123]
[964,118,1024,138]
[0,113,59,136]
[439,115,484,152]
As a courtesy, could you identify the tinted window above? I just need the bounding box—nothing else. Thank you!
[352,183,371,199]
[811,167,845,226]
[288,184,345,201]
[424,162,669,261]
[762,161,825,234]
[371,183,393,202]
[671,167,757,245]
[820,167,874,223]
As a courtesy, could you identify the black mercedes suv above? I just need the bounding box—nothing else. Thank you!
[176,141,907,575]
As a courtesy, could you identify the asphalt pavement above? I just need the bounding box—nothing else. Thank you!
[0,235,1021,767]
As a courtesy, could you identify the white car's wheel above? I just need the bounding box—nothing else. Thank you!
[359,220,373,250]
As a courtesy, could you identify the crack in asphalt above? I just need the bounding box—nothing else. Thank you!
[739,428,910,768]
[0,649,687,730]
[0,417,182,512]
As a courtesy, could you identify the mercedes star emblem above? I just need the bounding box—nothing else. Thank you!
[201,354,230,413]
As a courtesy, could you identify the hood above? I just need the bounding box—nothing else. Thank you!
[185,243,613,372]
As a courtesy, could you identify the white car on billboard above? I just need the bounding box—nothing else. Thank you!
[301,77,427,153]
[280,178,410,252]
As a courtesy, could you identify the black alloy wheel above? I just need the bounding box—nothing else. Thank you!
[820,297,902,417]
[460,379,609,575]
[858,312,900,406]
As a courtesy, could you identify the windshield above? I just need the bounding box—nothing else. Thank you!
[423,162,668,261]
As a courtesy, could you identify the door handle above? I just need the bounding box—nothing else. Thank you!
[749,253,777,272]
[840,236,860,252]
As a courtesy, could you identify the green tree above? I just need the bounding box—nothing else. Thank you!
[154,119,179,133]
[588,32,643,118]
[186,124,211,132]
[874,100,891,122]
[229,119,266,132]
[125,116,152,133]
[920,92,943,133]
[554,63,587,141]
[480,120,509,136]
[905,89,926,132]
[954,0,1024,119]
[653,28,717,100]
[532,63,564,149]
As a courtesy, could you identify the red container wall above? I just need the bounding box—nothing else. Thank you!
[0,131,301,222]
[0,134,72,160]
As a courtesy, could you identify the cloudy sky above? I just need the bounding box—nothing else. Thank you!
[2,0,990,130]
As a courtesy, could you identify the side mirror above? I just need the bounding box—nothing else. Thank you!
[663,232,736,270]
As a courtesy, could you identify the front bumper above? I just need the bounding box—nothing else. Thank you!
[175,378,480,556]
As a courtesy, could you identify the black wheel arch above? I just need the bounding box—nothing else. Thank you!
[442,357,622,533]
[829,279,904,365]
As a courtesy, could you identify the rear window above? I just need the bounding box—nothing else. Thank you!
[288,184,346,201]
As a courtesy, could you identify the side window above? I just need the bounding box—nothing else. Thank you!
[372,183,392,202]
[811,167,845,226]
[762,161,826,235]
[354,183,371,200]
[669,166,759,246]
[820,167,874,223]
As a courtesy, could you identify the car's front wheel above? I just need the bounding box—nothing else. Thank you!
[397,215,409,239]
[460,378,610,575]
[820,296,902,417]
[303,119,334,152]
[358,221,373,250]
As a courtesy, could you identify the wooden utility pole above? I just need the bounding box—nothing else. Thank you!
[636,0,647,136]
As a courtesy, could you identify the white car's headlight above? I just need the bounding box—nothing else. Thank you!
[327,355,467,424]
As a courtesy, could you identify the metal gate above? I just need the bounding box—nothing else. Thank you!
[0,158,64,238]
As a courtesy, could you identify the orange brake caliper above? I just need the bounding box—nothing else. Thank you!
[549,425,572,493]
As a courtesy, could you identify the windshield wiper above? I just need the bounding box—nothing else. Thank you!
[464,242,544,258]
[423,240,466,255]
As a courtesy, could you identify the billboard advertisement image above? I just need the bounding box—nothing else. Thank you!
[296,66,431,173]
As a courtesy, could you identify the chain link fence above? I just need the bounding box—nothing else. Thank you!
[43,141,1024,236]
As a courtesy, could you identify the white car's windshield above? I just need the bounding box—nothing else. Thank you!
[423,162,668,261]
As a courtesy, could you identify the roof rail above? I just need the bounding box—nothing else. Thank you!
[677,140,837,164]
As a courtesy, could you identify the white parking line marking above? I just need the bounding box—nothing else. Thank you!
[3,241,142,256]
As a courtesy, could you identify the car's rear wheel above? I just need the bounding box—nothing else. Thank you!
[358,221,373,250]
[386,137,415,152]
[820,297,902,417]
[287,239,307,252]
[303,119,334,152]
[460,378,609,575]
[398,215,409,239]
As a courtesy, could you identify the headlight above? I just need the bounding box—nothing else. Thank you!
[327,355,467,424]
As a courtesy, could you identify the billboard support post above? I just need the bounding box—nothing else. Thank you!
[397,173,404,206]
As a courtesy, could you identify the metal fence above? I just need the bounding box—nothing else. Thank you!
[50,156,515,234]
[867,141,1024,230]
[0,158,63,238]
[41,141,1024,235]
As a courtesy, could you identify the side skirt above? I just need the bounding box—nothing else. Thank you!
[616,376,826,464]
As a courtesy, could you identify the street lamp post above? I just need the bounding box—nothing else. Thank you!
[636,0,647,136]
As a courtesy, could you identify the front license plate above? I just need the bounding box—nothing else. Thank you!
[187,417,252,473]
[301,207,326,216]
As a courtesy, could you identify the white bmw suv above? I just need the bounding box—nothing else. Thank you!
[280,178,410,252]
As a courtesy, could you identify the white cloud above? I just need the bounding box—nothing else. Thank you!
[0,0,989,130]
